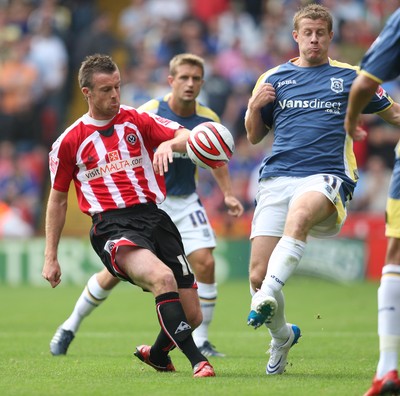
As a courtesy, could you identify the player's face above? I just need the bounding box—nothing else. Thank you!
[292,18,333,67]
[84,71,121,120]
[169,64,204,104]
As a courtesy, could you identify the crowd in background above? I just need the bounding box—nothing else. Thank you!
[0,0,399,238]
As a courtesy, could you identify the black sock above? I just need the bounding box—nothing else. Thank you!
[155,292,206,367]
[149,330,175,366]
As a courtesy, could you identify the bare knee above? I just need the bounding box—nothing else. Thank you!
[249,258,267,291]
[188,248,215,283]
[188,310,203,329]
[152,269,177,294]
[249,271,264,291]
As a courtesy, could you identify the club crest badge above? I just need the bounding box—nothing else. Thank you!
[126,133,137,145]
[330,78,344,93]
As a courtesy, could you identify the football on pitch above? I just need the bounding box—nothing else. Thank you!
[186,121,234,169]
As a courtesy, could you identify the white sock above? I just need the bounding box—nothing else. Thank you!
[261,235,305,294]
[258,236,305,343]
[61,274,112,334]
[266,289,289,343]
[252,285,289,343]
[193,282,217,347]
[376,264,400,378]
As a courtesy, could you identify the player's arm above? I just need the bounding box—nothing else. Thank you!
[245,83,275,145]
[345,73,379,137]
[211,165,244,217]
[378,102,400,126]
[153,128,190,176]
[42,188,68,288]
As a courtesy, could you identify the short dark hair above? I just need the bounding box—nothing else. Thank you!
[78,54,118,89]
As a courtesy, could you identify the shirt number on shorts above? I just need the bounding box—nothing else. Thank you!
[177,254,192,276]
[189,210,207,227]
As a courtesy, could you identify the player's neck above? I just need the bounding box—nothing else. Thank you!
[168,96,196,117]
[292,56,329,67]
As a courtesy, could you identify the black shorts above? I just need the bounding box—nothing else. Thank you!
[90,203,195,289]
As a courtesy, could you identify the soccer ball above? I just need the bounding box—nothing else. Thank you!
[186,122,234,169]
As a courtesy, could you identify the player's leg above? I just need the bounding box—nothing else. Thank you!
[117,246,214,376]
[248,176,342,374]
[163,194,222,357]
[255,190,333,323]
[247,235,280,328]
[256,175,341,315]
[187,247,224,357]
[365,179,400,394]
[50,268,120,355]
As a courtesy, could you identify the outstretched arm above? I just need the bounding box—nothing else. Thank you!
[153,128,190,176]
[42,189,68,288]
[211,165,244,217]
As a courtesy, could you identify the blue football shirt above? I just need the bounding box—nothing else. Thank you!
[359,8,400,83]
[253,58,393,196]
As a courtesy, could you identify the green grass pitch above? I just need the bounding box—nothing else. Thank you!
[0,276,379,396]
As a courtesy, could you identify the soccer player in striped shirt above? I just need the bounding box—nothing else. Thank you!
[42,54,215,378]
[48,53,243,360]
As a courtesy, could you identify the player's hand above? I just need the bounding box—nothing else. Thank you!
[344,115,367,141]
[153,142,173,176]
[351,125,367,141]
[224,195,244,217]
[42,258,62,288]
[248,83,276,110]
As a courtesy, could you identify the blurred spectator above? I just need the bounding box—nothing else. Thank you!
[202,55,232,118]
[0,33,41,147]
[118,0,152,52]
[72,11,121,71]
[0,5,22,61]
[189,0,228,24]
[7,0,33,36]
[146,0,189,22]
[0,141,45,231]
[28,13,69,146]
[215,0,262,57]
[366,118,400,169]
[120,62,161,108]
[0,200,34,237]
[350,155,392,213]
[27,0,71,41]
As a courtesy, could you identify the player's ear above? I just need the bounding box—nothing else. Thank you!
[82,87,90,99]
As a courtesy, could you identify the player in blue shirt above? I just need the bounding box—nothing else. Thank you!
[245,4,400,377]
[49,54,244,362]
[345,8,400,396]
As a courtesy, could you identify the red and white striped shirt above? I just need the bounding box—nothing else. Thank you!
[49,105,184,215]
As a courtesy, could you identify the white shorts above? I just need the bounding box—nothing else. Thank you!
[250,174,349,239]
[159,193,216,256]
